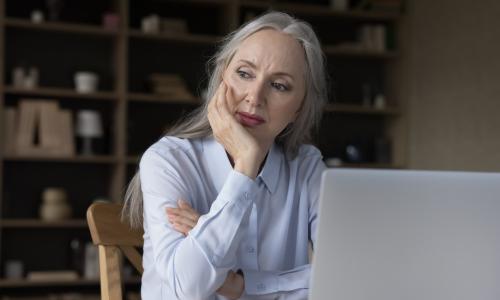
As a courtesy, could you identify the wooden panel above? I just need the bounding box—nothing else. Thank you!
[406,0,500,171]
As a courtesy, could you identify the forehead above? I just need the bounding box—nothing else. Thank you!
[233,29,306,76]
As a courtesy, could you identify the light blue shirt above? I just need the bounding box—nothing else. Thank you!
[140,136,325,299]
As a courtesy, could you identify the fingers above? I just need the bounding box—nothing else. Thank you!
[165,198,200,236]
[177,199,200,221]
[208,82,227,137]
[172,222,191,236]
[168,212,197,226]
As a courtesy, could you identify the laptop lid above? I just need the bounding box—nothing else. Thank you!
[310,169,500,300]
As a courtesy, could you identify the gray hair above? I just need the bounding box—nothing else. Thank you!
[122,11,328,228]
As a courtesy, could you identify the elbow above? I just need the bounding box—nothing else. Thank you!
[168,266,222,300]
[153,249,224,299]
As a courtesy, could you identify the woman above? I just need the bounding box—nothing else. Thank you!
[122,11,328,300]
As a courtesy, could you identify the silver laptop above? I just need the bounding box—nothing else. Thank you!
[310,169,500,300]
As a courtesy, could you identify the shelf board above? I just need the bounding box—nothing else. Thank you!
[4,86,118,101]
[324,103,400,115]
[0,277,141,288]
[0,219,87,228]
[128,29,221,44]
[4,18,118,36]
[3,154,119,164]
[323,46,398,58]
[128,92,201,105]
[240,1,400,21]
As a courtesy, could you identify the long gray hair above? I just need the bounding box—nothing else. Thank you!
[122,11,328,228]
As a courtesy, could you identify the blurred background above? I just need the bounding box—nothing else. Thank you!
[0,0,499,299]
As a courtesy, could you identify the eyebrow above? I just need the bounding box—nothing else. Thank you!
[238,59,295,81]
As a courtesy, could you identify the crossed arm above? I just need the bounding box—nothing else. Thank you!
[167,199,244,299]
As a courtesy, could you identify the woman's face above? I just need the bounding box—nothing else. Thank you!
[222,29,307,146]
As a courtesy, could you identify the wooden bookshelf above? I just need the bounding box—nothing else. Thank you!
[4,18,118,36]
[128,92,200,104]
[0,0,406,297]
[4,86,118,101]
[128,29,221,44]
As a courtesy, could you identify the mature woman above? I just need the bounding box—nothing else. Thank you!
[122,11,328,300]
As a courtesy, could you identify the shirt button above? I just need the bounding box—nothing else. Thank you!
[257,283,266,290]
[246,246,255,253]
[244,192,249,199]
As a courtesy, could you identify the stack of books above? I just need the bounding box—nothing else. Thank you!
[3,100,75,157]
[149,73,196,102]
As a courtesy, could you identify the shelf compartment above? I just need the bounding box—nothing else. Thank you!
[4,86,118,101]
[128,92,200,105]
[128,29,221,45]
[0,219,88,228]
[4,18,118,37]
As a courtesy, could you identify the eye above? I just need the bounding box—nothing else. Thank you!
[271,82,289,92]
[236,69,252,79]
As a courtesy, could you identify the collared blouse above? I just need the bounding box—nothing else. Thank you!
[140,136,325,299]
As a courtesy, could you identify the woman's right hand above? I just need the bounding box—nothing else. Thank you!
[207,81,268,179]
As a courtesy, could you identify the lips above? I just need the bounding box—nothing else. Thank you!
[236,112,265,127]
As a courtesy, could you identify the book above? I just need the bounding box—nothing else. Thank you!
[39,100,61,153]
[15,100,74,156]
[15,100,39,155]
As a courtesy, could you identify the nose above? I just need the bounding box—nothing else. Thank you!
[245,80,266,107]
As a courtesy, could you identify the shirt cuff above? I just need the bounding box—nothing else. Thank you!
[212,169,259,212]
[243,269,279,295]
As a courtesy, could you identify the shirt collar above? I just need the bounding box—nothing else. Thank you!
[257,142,282,194]
[202,137,282,194]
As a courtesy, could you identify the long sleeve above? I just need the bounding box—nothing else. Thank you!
[242,265,311,295]
[140,148,259,299]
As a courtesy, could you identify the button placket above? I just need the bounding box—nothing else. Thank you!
[248,202,259,269]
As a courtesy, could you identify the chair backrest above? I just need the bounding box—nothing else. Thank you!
[87,202,144,300]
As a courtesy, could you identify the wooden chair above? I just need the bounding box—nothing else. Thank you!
[87,202,144,300]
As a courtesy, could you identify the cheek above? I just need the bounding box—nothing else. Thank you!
[226,72,246,96]
[224,73,247,109]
